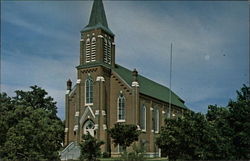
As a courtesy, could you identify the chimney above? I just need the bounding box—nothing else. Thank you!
[67,79,72,90]
[132,69,138,82]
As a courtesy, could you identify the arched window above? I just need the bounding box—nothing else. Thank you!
[107,40,111,64]
[85,38,91,63]
[103,38,108,63]
[140,104,146,131]
[152,108,155,131]
[117,94,125,121]
[85,77,93,105]
[91,37,96,62]
[154,108,159,132]
[83,119,95,137]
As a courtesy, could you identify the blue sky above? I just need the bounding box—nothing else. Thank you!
[1,1,249,119]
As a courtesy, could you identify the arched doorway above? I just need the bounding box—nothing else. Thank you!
[83,119,95,137]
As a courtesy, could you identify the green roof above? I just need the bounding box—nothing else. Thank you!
[76,63,187,109]
[81,0,114,36]
[113,65,187,109]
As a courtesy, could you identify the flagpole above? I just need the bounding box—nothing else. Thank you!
[169,43,173,118]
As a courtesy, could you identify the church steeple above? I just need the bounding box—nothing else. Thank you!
[82,0,114,36]
[79,0,115,67]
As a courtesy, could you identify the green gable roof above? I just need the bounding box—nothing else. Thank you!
[76,63,187,109]
[113,65,187,109]
[81,0,114,36]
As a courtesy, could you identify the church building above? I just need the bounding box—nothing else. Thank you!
[63,0,187,158]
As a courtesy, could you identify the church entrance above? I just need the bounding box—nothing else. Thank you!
[83,120,95,137]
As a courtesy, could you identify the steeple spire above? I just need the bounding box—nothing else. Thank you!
[82,0,114,36]
[88,0,108,28]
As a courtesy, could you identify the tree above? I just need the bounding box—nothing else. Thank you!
[0,93,14,150]
[155,117,182,161]
[156,84,250,160]
[206,105,235,159]
[228,84,250,159]
[79,133,104,161]
[156,112,222,161]
[108,123,140,151]
[0,86,64,161]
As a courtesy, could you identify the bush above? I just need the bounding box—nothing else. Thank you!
[102,152,110,158]
[108,123,140,152]
[119,143,146,161]
[79,133,104,161]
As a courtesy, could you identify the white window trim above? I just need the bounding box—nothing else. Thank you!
[117,120,125,123]
[85,77,93,106]
[117,95,126,122]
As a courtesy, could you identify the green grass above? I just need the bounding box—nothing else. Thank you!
[71,158,167,161]
[100,158,167,161]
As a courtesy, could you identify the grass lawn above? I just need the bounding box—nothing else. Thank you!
[100,158,167,161]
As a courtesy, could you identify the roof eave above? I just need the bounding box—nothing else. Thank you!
[81,25,114,36]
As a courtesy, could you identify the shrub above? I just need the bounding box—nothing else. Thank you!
[79,133,104,161]
[102,152,110,158]
[119,143,146,161]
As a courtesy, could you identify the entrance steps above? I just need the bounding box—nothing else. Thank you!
[60,142,80,161]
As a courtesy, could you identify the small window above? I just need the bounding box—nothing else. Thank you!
[140,104,146,131]
[117,94,125,121]
[154,109,159,132]
[85,38,91,63]
[91,37,96,62]
[152,107,159,132]
[103,38,108,63]
[85,77,93,105]
[107,40,111,64]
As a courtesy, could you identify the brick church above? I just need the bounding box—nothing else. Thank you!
[62,0,187,158]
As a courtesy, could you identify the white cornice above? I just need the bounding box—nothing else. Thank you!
[96,76,105,82]
[132,81,139,87]
[98,35,103,38]
[76,79,81,84]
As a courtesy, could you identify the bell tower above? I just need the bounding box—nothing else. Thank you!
[79,0,115,67]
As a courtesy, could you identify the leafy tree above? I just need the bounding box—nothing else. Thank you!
[108,123,140,151]
[0,86,64,161]
[0,93,14,149]
[155,117,182,161]
[156,84,250,160]
[206,105,234,159]
[228,84,250,159]
[79,133,104,161]
[156,112,222,160]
